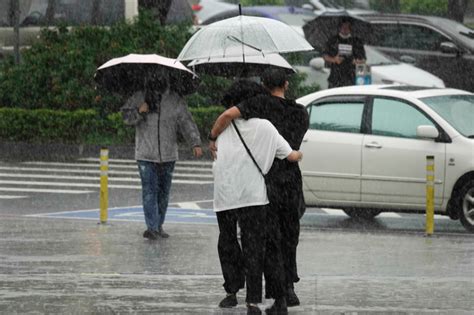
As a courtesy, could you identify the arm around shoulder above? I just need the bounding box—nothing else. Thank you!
[209,106,241,140]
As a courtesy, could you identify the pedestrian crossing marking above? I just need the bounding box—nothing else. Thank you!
[0,187,94,194]
[0,195,28,199]
[0,158,214,197]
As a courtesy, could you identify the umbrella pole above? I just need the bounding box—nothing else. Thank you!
[239,4,246,68]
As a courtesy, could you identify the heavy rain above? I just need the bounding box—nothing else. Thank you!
[0,0,473,314]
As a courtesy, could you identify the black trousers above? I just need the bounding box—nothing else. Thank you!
[216,205,267,303]
[264,182,301,298]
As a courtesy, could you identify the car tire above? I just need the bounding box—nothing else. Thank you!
[457,179,474,233]
[342,208,382,219]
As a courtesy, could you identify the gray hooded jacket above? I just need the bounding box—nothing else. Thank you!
[121,90,201,163]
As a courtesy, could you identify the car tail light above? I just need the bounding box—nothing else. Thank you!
[192,4,203,11]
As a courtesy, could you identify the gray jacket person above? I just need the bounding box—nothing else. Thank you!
[121,89,202,239]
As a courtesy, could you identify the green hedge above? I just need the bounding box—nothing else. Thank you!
[0,106,223,145]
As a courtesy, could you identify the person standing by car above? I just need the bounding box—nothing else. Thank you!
[213,79,302,315]
[121,78,202,240]
[208,69,309,308]
[323,17,366,88]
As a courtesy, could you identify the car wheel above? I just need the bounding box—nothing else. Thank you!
[458,180,474,233]
[342,208,382,219]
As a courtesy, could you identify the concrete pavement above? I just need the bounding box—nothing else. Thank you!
[1,212,473,314]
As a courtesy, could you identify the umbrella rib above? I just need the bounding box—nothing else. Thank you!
[227,35,262,52]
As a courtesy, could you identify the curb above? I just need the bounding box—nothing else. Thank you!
[0,141,212,162]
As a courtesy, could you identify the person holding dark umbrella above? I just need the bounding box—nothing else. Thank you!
[120,73,203,240]
[96,54,202,240]
[322,17,366,88]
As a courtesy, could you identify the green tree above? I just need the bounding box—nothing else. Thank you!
[400,0,448,16]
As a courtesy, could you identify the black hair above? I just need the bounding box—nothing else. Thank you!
[221,80,268,109]
[261,68,288,90]
[338,17,352,29]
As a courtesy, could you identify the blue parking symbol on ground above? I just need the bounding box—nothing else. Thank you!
[36,207,217,225]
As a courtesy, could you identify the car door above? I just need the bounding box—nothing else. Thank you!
[361,97,446,208]
[300,96,366,205]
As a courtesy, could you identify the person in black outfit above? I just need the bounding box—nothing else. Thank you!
[323,17,366,88]
[208,69,309,313]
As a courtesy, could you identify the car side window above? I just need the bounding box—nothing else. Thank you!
[371,23,401,48]
[308,102,365,133]
[371,98,434,139]
[398,24,450,51]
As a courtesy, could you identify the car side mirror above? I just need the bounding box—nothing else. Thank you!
[440,41,459,54]
[309,57,325,70]
[417,125,439,139]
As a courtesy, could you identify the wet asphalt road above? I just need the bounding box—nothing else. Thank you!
[0,159,473,314]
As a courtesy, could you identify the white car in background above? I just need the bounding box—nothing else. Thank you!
[297,85,474,232]
[295,45,445,89]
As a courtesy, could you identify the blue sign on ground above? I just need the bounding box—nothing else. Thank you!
[35,207,217,224]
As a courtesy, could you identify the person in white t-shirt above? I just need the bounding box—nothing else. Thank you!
[212,80,302,314]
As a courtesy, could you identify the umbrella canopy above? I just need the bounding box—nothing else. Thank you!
[95,54,199,95]
[178,15,313,61]
[303,11,373,51]
[187,45,295,78]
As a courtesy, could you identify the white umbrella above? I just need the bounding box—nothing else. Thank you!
[95,54,198,95]
[187,46,295,78]
[178,15,313,62]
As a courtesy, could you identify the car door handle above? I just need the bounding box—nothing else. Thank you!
[365,142,382,149]
[302,138,308,143]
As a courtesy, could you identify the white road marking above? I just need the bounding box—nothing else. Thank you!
[176,202,201,209]
[0,179,212,189]
[0,172,213,180]
[79,158,213,166]
[0,195,28,199]
[19,161,212,171]
[0,166,212,177]
[0,187,94,194]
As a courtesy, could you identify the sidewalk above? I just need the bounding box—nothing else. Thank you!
[1,214,473,314]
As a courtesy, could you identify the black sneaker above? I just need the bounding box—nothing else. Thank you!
[286,287,300,307]
[143,230,158,240]
[247,303,262,314]
[158,227,169,238]
[218,293,237,308]
[265,297,288,315]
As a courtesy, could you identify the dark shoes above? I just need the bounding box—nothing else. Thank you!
[143,228,169,240]
[143,229,158,240]
[286,287,300,307]
[247,303,262,314]
[218,293,238,308]
[265,297,288,315]
[158,227,169,238]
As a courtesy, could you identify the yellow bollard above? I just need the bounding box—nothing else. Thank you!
[99,148,109,224]
[425,155,435,236]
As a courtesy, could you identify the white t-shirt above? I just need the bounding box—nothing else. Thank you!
[213,118,293,212]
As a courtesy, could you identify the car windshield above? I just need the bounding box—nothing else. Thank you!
[365,46,397,66]
[421,94,474,138]
[431,17,474,51]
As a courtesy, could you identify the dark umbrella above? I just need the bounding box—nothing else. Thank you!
[303,11,373,51]
[94,54,199,96]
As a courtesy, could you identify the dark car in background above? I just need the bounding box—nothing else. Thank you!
[360,14,474,92]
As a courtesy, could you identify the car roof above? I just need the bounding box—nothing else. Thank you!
[297,85,472,104]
